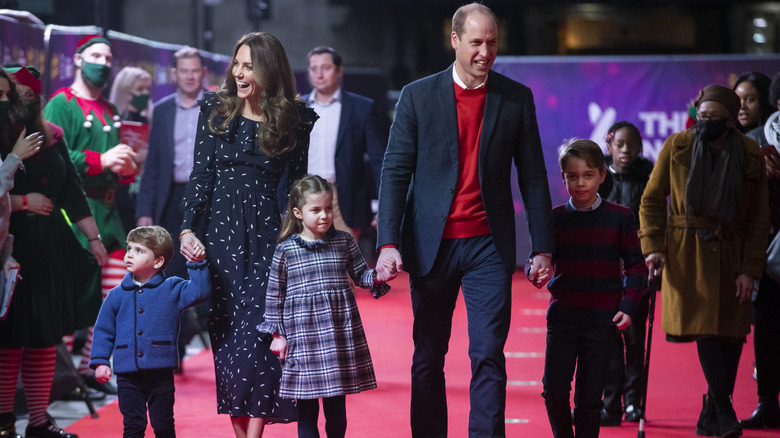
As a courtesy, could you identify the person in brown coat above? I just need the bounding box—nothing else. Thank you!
[640,84,769,438]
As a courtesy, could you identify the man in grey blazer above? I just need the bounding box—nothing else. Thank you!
[375,4,555,437]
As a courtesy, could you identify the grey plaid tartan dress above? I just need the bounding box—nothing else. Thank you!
[258,229,389,399]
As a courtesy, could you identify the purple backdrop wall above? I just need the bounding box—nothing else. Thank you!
[0,17,229,101]
[493,55,780,263]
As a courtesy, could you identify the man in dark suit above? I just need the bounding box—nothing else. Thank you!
[136,47,206,279]
[303,46,387,243]
[375,4,555,437]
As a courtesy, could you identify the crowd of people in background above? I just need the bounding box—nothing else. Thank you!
[0,2,779,438]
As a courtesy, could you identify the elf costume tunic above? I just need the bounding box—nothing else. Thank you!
[44,87,129,252]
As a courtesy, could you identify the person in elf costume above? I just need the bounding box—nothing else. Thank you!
[44,34,137,396]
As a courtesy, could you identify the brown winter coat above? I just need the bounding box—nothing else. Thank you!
[639,128,769,338]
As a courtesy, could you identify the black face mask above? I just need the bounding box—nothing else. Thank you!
[695,119,729,141]
[17,98,40,125]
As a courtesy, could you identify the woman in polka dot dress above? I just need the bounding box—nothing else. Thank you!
[178,32,316,438]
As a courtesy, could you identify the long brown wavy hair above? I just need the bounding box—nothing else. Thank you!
[208,32,301,157]
[278,175,333,243]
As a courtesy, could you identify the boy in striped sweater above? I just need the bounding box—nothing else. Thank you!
[529,138,647,438]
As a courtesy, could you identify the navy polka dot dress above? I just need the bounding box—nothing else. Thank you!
[180,92,315,420]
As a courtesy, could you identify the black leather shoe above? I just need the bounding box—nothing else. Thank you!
[740,401,780,429]
[0,412,21,438]
[624,404,642,422]
[25,420,79,438]
[600,409,621,426]
[81,373,117,395]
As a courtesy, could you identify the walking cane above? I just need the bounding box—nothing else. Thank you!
[637,259,662,438]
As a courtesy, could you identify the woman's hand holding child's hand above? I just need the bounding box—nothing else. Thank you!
[180,233,206,263]
[95,365,112,383]
[270,334,288,360]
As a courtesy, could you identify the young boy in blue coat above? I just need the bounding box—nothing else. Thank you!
[89,225,210,438]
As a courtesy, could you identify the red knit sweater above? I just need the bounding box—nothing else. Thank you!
[442,83,490,239]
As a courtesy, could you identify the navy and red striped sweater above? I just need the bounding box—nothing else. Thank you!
[546,200,647,327]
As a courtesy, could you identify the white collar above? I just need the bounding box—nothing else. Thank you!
[308,87,342,105]
[452,64,486,89]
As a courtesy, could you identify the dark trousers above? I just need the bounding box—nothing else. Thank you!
[117,369,176,438]
[542,324,616,438]
[754,272,780,403]
[409,235,512,438]
[603,293,650,414]
[297,396,347,438]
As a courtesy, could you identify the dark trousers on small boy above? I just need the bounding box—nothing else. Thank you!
[542,323,617,438]
[297,396,346,438]
[117,369,176,438]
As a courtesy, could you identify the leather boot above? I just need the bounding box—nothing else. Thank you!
[713,395,742,438]
[0,412,21,438]
[696,393,718,436]
[740,400,780,429]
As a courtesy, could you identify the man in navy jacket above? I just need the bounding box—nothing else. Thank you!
[303,46,387,241]
[376,4,555,437]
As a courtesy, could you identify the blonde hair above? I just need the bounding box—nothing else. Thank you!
[109,66,153,119]
[127,226,174,271]
[278,175,333,243]
[209,32,301,158]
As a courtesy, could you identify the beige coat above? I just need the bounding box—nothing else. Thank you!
[639,129,769,338]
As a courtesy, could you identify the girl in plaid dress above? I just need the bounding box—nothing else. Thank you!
[258,175,396,438]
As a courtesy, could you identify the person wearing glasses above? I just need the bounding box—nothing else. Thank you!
[639,85,769,438]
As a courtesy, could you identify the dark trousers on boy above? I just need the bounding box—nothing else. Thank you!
[117,369,176,438]
[602,294,650,420]
[543,324,617,438]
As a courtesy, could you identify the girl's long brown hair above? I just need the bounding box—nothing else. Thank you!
[278,175,333,243]
[208,32,301,157]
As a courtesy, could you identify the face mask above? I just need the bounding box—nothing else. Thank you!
[0,101,9,121]
[695,119,729,141]
[81,62,112,88]
[18,98,40,125]
[130,93,150,111]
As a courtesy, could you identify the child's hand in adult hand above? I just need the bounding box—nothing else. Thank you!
[613,312,632,330]
[270,334,288,360]
[375,258,398,283]
[95,365,112,383]
[180,232,205,262]
[527,254,552,289]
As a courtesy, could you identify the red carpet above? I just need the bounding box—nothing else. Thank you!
[67,272,780,437]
